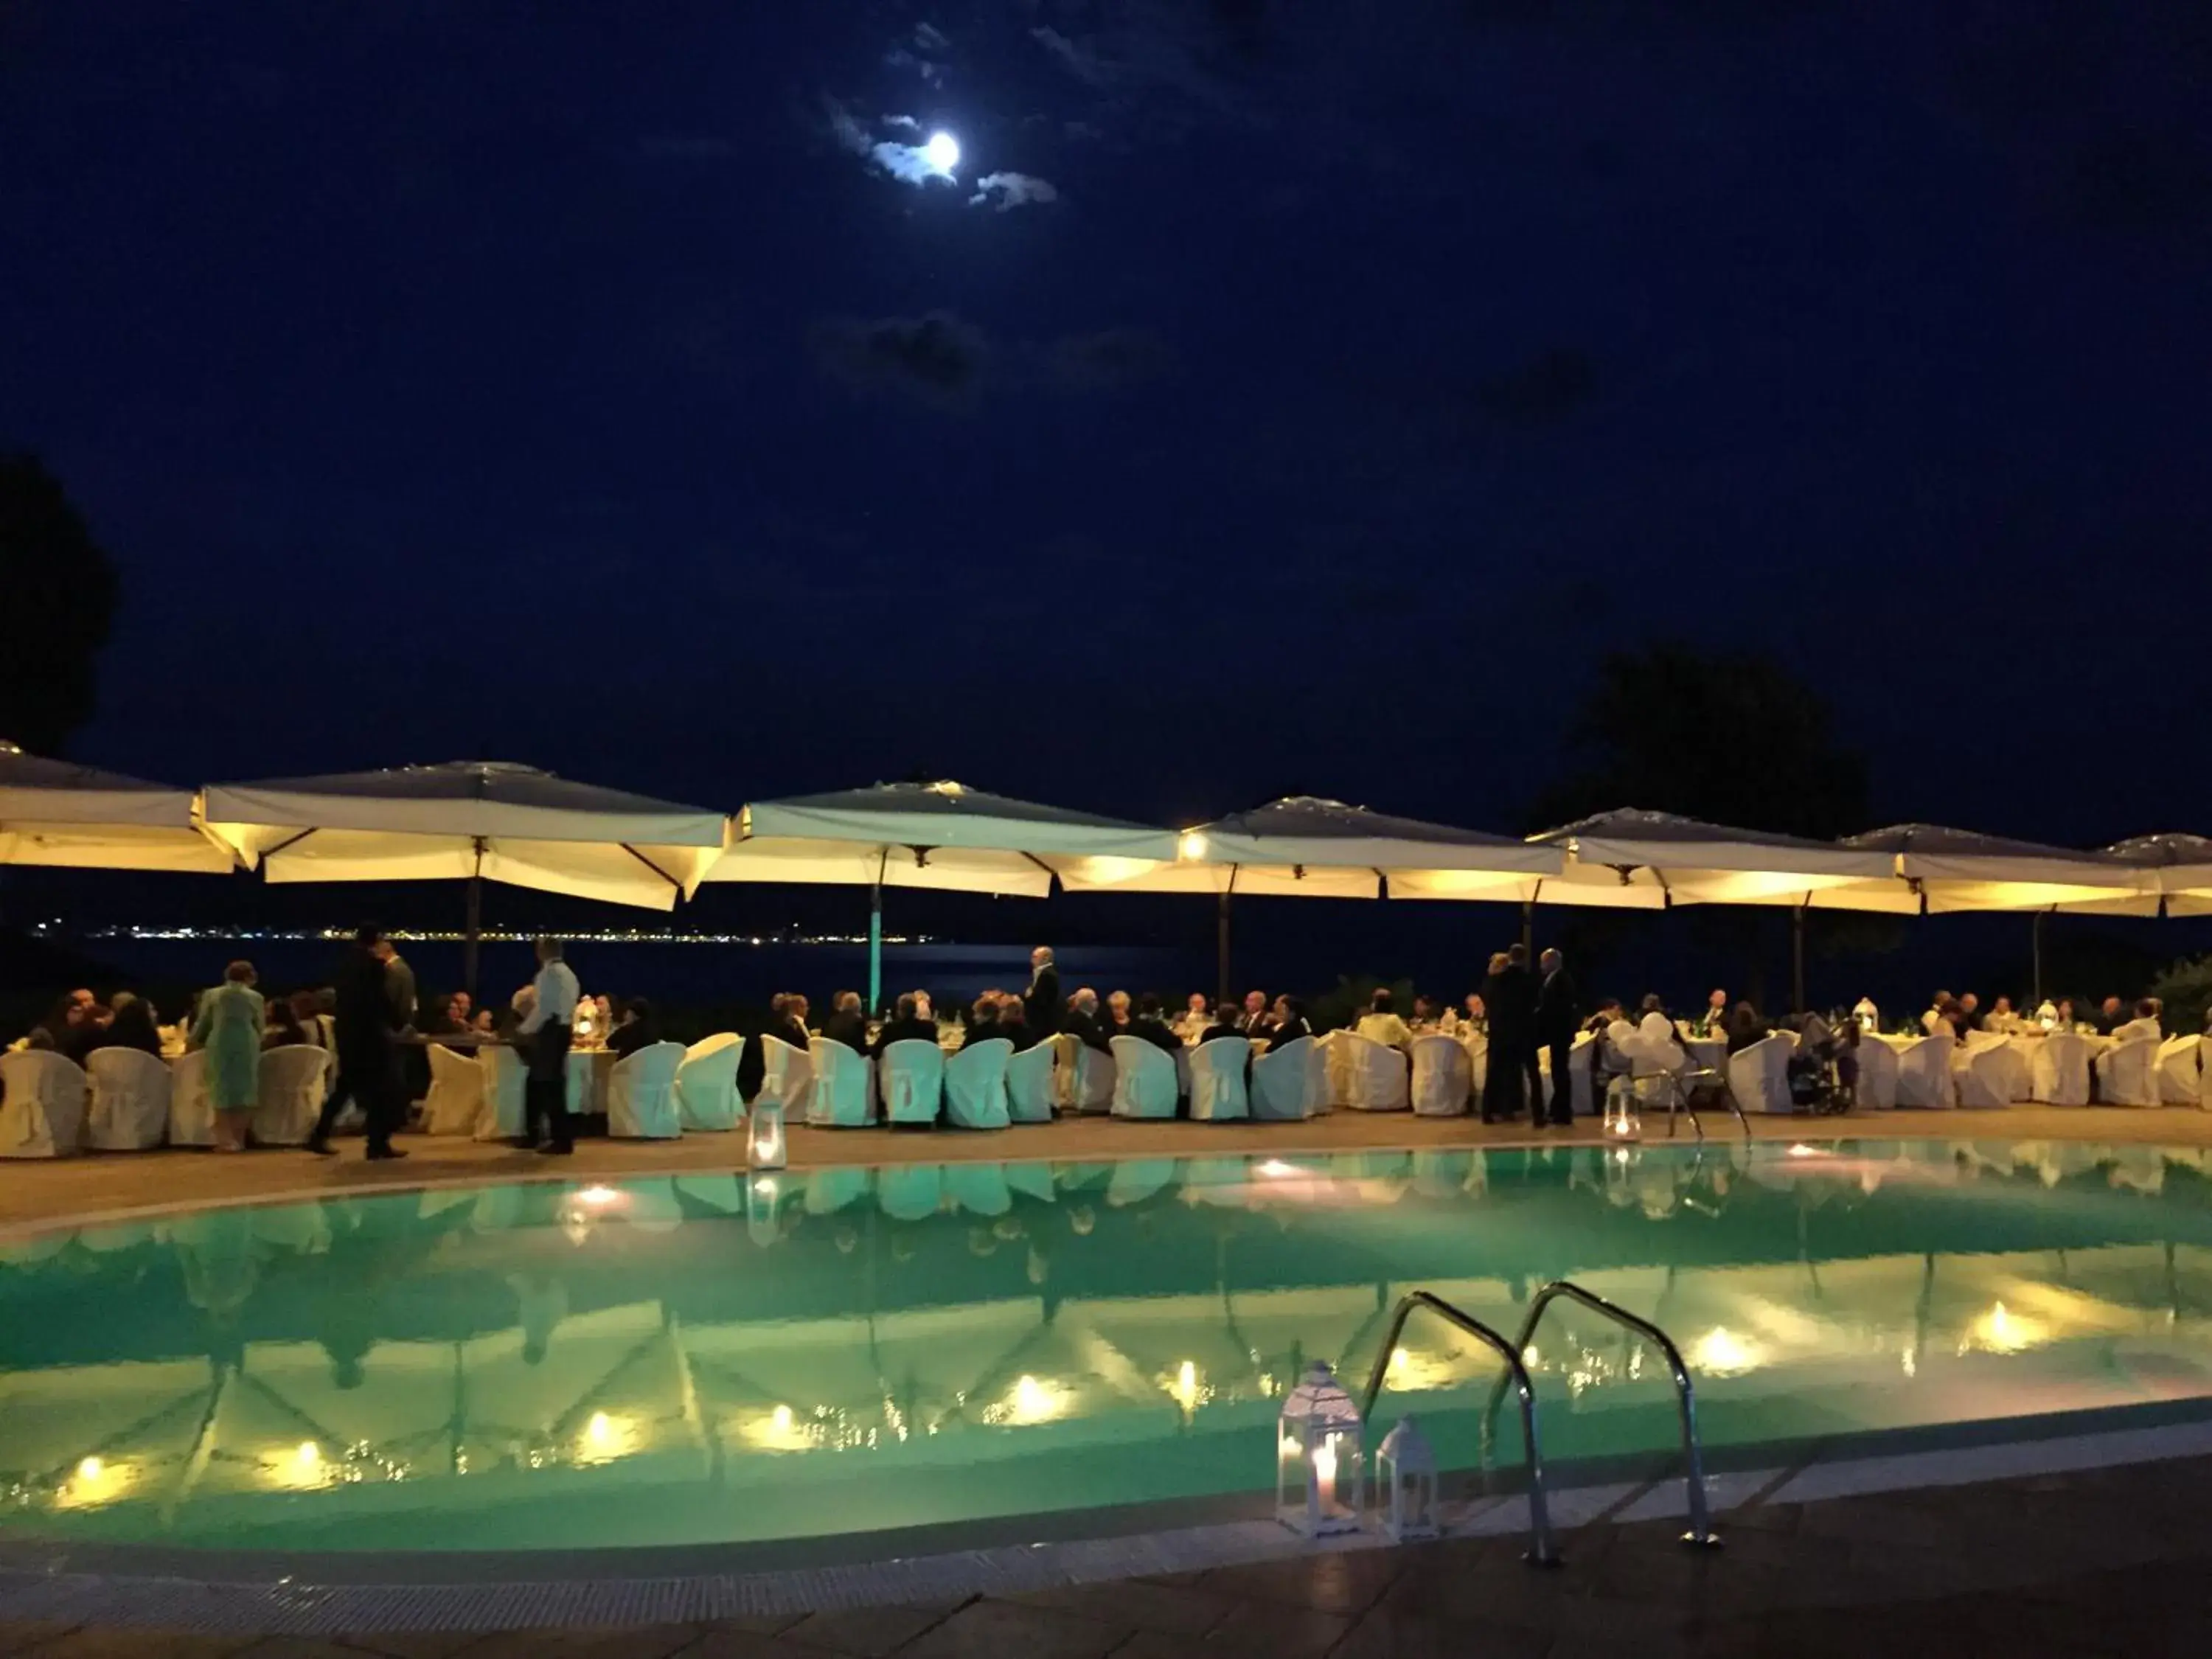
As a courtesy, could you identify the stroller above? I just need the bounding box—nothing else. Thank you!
[1784,1012,1856,1116]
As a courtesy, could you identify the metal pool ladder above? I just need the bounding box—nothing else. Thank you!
[1486,1279,1723,1549]
[1360,1290,1559,1566]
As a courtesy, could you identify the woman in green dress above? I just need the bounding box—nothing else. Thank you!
[191,960,265,1151]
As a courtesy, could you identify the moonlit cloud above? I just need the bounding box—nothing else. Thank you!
[970,171,1059,211]
[882,114,919,131]
[870,136,955,184]
[914,21,948,50]
[827,98,959,187]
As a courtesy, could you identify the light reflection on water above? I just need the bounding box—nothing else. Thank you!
[1,1138,2210,1552]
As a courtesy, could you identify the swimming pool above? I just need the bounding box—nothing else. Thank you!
[2,1138,2210,1557]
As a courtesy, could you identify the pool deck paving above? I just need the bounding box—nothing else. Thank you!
[2,1452,2209,1656]
[5,1103,2211,1234]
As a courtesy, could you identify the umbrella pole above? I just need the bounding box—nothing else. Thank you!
[464,872,483,1000]
[1792,905,1806,1013]
[2032,911,2045,1004]
[869,880,883,1016]
[1520,900,1534,956]
[1216,890,1231,1009]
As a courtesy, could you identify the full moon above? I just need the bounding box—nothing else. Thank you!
[922,131,959,173]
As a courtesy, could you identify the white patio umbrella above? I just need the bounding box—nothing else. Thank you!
[0,742,237,872]
[203,761,729,990]
[1057,796,1564,1001]
[1524,810,1905,1010]
[2101,834,2212,919]
[699,779,1181,1009]
[1841,823,2157,1004]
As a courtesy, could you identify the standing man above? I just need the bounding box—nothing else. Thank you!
[518,936,580,1155]
[1537,948,1580,1127]
[309,925,405,1160]
[1504,943,1543,1123]
[1023,946,1061,1037]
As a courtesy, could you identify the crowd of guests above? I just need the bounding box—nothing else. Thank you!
[1900,990,2170,1045]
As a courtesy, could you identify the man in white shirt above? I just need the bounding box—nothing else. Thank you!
[518,936,581,1154]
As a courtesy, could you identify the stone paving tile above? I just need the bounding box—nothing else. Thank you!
[333,1637,485,1659]
[898,1601,1124,1659]
[454,1627,698,1659]
[5,1635,259,1659]
[782,1606,960,1659]
[1192,1545,1411,1617]
[1327,1607,1551,1659]
[0,1625,79,1658]
[666,1632,810,1659]
[232,1642,368,1659]
[1006,1579,1231,1635]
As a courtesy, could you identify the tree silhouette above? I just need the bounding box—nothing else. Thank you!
[0,455,119,754]
[1526,644,1868,838]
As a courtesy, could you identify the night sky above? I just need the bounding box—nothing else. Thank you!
[7,1,2212,846]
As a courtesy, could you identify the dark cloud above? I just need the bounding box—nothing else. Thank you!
[1043,328,1177,391]
[813,312,992,408]
[1477,347,1599,428]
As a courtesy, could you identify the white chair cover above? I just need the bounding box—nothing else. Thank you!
[1727,1034,1795,1115]
[807,1037,875,1127]
[1340,1034,1410,1111]
[1893,1034,1958,1108]
[1322,1030,1353,1106]
[1071,1043,1116,1113]
[1563,1035,1598,1117]
[1408,1035,1471,1118]
[1006,1042,1056,1122]
[675,1032,742,1130]
[1250,1034,1323,1120]
[756,1034,815,1113]
[878,1039,945,1125]
[168,1048,215,1147]
[2030,1032,2092,1107]
[1108,1036,1178,1119]
[1851,1037,1899,1109]
[608,1040,684,1137]
[476,1043,529,1139]
[0,1051,88,1158]
[2155,1035,2202,1106]
[1048,1032,1082,1109]
[1952,1032,2022,1110]
[2095,1035,2160,1107]
[944,1038,1013,1130]
[421,1043,486,1135]
[85,1048,172,1150]
[1462,1033,1492,1110]
[1188,1037,1251,1121]
[252,1046,330,1145]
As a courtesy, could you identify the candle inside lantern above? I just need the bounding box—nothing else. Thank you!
[1313,1433,1338,1509]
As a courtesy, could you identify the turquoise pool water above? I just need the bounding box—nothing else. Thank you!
[3,1139,2211,1554]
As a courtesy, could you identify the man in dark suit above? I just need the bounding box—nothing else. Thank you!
[1129,993,1183,1053]
[1062,988,1113,1053]
[768,992,811,1051]
[871,992,938,1057]
[310,925,404,1159]
[1266,996,1312,1045]
[1023,947,1061,1037]
[1234,989,1268,1034]
[961,994,1006,1048]
[1200,1002,1245,1046]
[818,990,869,1054]
[1504,943,1544,1122]
[1536,948,1580,1127]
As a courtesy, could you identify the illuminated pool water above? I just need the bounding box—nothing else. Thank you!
[3,1138,2211,1554]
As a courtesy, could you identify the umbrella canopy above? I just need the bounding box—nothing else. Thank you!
[1060,796,1561,899]
[202,760,728,909]
[701,779,1180,897]
[1840,823,2153,914]
[2101,833,2212,918]
[0,742,237,872]
[1526,808,1902,911]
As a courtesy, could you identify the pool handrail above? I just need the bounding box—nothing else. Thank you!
[1359,1288,1558,1566]
[1486,1279,1722,1548]
[1663,1065,1752,1142]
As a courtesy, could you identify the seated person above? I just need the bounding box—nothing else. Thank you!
[1460,991,1486,1033]
[2093,995,2126,1036]
[1198,1002,1245,1046]
[1127,992,1183,1052]
[1063,989,1113,1052]
[470,1007,497,1035]
[1236,990,1269,1034]
[1723,1001,1770,1054]
[818,990,869,1053]
[996,998,1035,1051]
[1584,998,1635,1068]
[1694,988,1729,1038]
[1103,990,1133,1037]
[1635,995,1688,1066]
[1984,994,2021,1034]
[1410,994,1443,1029]
[871,992,939,1054]
[2111,998,2163,1045]
[961,994,1006,1048]
[1955,992,1985,1032]
[607,998,660,1059]
[764,992,810,1052]
[1852,995,1880,1032]
[98,992,165,1057]
[1922,991,1955,1035]
[1266,995,1311,1044]
[262,998,311,1050]
[1171,992,1211,1042]
[1354,988,1413,1050]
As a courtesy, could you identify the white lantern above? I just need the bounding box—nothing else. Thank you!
[748,1101,786,1170]
[1375,1415,1439,1543]
[1602,1075,1640,1142]
[1275,1362,1363,1537]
